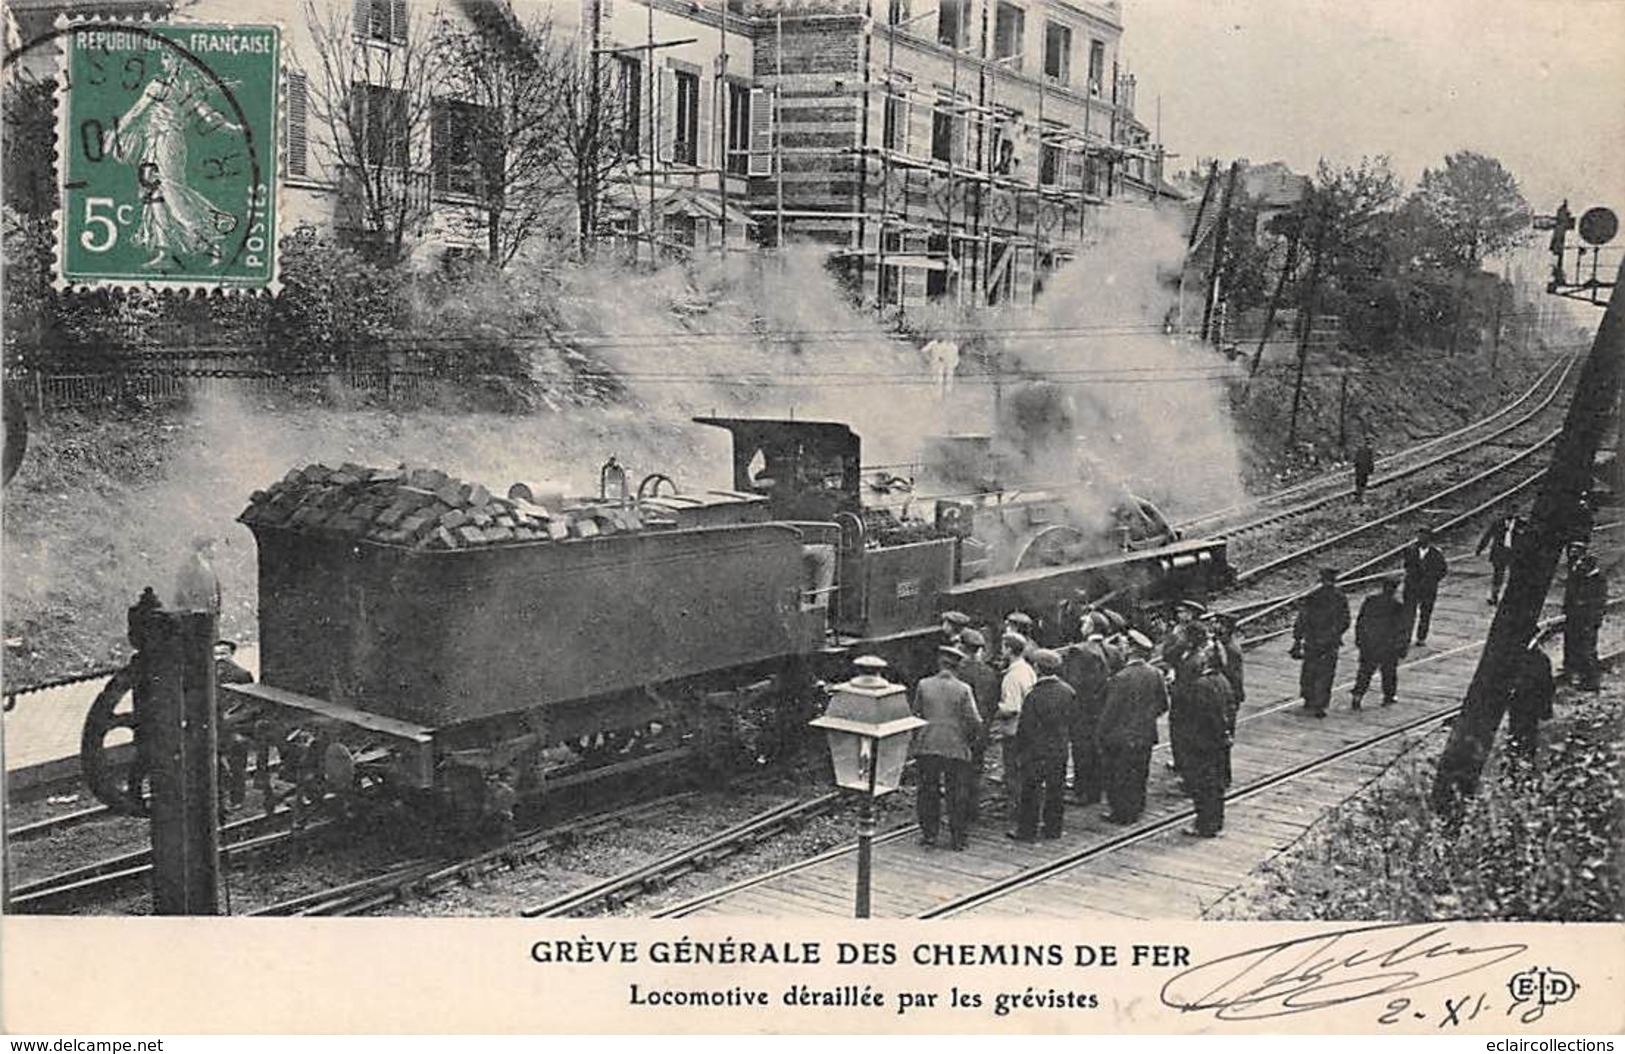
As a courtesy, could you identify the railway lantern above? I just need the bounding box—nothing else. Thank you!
[809,655,924,918]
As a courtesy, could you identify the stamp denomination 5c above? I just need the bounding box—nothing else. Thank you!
[57,22,280,291]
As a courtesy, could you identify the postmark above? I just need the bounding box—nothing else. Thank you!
[54,21,279,292]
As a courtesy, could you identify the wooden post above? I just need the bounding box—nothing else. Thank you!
[1247,221,1301,380]
[1337,371,1349,449]
[1288,193,1327,447]
[1200,161,1240,344]
[137,602,221,915]
[1431,260,1624,823]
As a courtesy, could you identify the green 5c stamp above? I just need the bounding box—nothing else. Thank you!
[58,23,279,290]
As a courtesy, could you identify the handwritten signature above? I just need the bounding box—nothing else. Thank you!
[1160,922,1528,1021]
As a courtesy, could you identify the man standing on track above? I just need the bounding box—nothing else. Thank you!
[1562,547,1608,691]
[1292,567,1350,718]
[1352,440,1375,502]
[1477,513,1527,607]
[1181,650,1234,838]
[1208,613,1245,787]
[992,630,1037,805]
[1008,649,1074,842]
[1096,631,1168,824]
[911,645,982,850]
[1506,626,1557,763]
[1060,614,1111,806]
[956,629,1000,817]
[1402,526,1449,646]
[1350,576,1406,710]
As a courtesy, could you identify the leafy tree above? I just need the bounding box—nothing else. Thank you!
[1410,150,1531,270]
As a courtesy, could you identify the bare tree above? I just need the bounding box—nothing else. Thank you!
[302,0,446,265]
[544,32,638,260]
[435,11,576,266]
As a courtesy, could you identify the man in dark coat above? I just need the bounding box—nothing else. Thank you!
[1293,568,1350,718]
[1163,618,1212,793]
[1350,577,1406,709]
[912,646,984,849]
[1402,526,1449,646]
[1008,649,1074,842]
[1506,627,1557,763]
[956,629,1001,817]
[1562,549,1608,691]
[1096,631,1169,824]
[1060,619,1112,806]
[214,640,255,807]
[1352,441,1375,502]
[1180,653,1233,838]
[1207,614,1244,787]
[1477,514,1527,607]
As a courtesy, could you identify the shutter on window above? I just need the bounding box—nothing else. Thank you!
[658,65,675,163]
[353,0,370,36]
[747,87,772,176]
[696,75,711,169]
[351,84,370,166]
[286,70,308,177]
[430,99,448,193]
[391,0,408,43]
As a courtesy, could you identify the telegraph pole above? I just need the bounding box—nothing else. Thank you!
[1431,258,1624,822]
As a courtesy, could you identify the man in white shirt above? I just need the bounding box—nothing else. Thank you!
[992,631,1036,805]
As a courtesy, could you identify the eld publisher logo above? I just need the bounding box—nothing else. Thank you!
[1508,966,1579,1021]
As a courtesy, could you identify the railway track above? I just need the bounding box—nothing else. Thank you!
[248,793,700,916]
[6,806,328,913]
[1172,354,1576,540]
[519,792,843,918]
[652,605,1620,919]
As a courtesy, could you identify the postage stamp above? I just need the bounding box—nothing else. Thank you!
[55,22,280,291]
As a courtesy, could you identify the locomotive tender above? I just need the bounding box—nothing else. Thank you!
[86,415,1230,822]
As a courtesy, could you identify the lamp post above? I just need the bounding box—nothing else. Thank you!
[809,655,924,918]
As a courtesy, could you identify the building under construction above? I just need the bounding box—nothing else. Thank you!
[743,0,1173,309]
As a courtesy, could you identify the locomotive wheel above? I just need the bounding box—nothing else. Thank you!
[79,663,150,817]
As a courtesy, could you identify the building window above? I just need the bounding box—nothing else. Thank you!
[879,229,904,305]
[673,68,699,165]
[1040,142,1061,186]
[994,3,1024,67]
[1043,21,1071,84]
[286,70,308,177]
[926,233,950,299]
[937,0,969,48]
[883,76,910,152]
[617,55,642,155]
[931,100,961,165]
[353,82,408,169]
[1088,38,1106,95]
[885,0,912,24]
[726,81,750,175]
[357,0,408,44]
[432,98,490,197]
[989,116,1016,175]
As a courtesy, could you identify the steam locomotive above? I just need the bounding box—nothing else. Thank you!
[82,414,1230,824]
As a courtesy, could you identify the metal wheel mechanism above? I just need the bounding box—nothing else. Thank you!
[79,662,150,816]
[636,473,678,501]
[1013,524,1092,571]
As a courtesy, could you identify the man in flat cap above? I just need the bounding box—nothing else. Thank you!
[1505,626,1557,764]
[1060,615,1112,806]
[1351,576,1406,710]
[992,630,1038,803]
[911,645,983,849]
[1292,568,1350,718]
[1180,647,1233,838]
[1096,630,1169,824]
[213,640,255,808]
[1009,648,1074,842]
[956,629,1001,815]
[1401,526,1449,647]
[939,610,972,648]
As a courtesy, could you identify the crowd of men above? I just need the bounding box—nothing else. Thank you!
[909,601,1243,851]
[905,509,1611,852]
